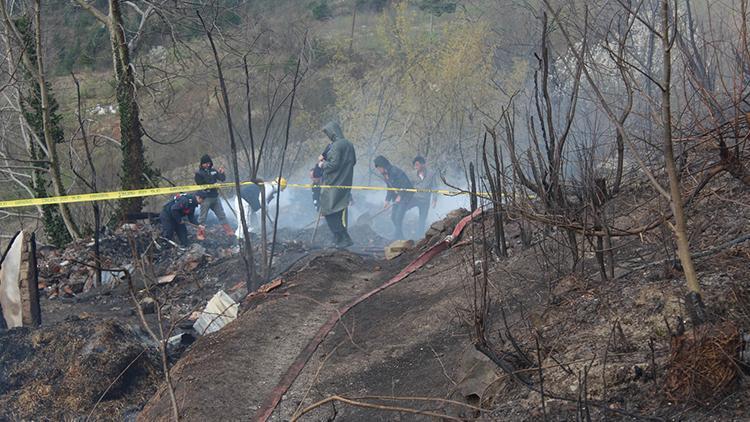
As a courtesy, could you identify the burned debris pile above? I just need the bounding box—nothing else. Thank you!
[0,318,160,421]
[37,224,238,299]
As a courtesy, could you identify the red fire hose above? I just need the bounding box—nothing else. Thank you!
[254,208,483,421]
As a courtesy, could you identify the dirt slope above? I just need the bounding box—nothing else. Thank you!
[139,213,540,421]
[134,185,750,421]
[269,241,497,421]
[139,251,398,420]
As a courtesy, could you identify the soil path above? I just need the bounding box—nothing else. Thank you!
[270,244,476,421]
[139,250,398,420]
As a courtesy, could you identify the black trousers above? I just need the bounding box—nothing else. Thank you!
[324,208,350,244]
[391,202,408,239]
[160,209,188,245]
[391,198,429,239]
[412,199,430,236]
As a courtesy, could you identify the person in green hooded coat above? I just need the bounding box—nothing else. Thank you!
[317,121,357,248]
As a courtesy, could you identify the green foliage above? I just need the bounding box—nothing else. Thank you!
[14,17,66,146]
[310,0,333,20]
[283,55,299,74]
[219,9,243,27]
[51,5,110,75]
[41,205,72,246]
[416,0,457,16]
[357,0,389,12]
[309,36,332,67]
[331,3,496,165]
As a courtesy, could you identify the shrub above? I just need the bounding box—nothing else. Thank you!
[310,1,333,20]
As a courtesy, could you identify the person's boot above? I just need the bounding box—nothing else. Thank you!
[332,232,343,248]
[338,231,354,248]
[222,223,234,237]
[197,225,206,241]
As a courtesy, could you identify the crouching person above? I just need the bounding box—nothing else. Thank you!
[160,192,204,246]
[233,178,287,239]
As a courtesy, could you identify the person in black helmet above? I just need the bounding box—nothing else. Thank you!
[374,155,414,240]
[194,154,233,239]
[160,192,204,245]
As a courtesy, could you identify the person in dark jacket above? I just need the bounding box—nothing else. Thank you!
[374,155,414,239]
[194,154,233,239]
[318,122,356,248]
[238,178,286,214]
[239,182,262,213]
[232,178,287,239]
[160,192,204,246]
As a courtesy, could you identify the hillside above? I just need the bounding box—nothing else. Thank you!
[2,0,750,421]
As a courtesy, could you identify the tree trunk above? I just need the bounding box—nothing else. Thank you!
[604,230,615,279]
[660,0,705,322]
[267,54,301,281]
[469,162,477,212]
[492,135,508,257]
[349,2,356,53]
[109,0,147,218]
[2,14,71,246]
[32,0,80,239]
[73,74,102,287]
[199,12,257,292]
[596,235,607,282]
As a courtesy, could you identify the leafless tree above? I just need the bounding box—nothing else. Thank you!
[0,0,81,239]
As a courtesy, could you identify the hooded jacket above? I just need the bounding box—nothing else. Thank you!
[319,122,356,216]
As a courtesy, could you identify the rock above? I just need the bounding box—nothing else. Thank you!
[67,275,87,294]
[428,219,446,234]
[157,274,176,284]
[425,208,471,238]
[447,347,502,419]
[385,239,415,260]
[447,208,471,219]
[140,297,156,314]
[168,244,207,274]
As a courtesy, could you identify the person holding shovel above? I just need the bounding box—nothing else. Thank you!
[374,155,414,240]
[318,122,356,249]
[194,154,233,240]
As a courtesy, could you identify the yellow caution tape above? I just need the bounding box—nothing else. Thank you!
[0,181,487,209]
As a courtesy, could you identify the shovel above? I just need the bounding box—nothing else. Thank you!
[355,207,389,227]
[310,211,323,244]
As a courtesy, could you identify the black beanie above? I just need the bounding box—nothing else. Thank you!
[373,155,390,169]
[200,154,212,165]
